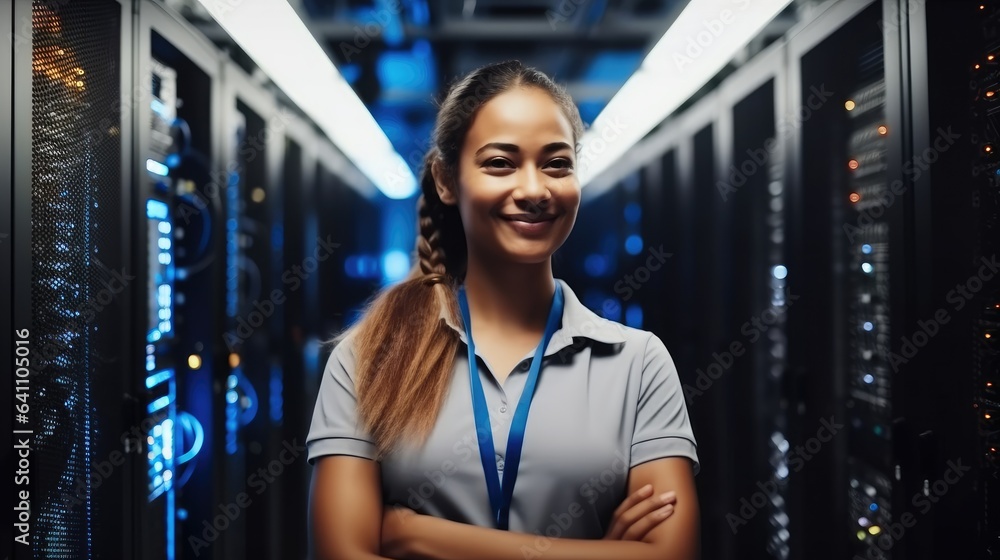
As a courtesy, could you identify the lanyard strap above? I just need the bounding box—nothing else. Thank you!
[457,281,564,530]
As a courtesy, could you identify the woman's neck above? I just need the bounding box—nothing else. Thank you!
[461,254,557,335]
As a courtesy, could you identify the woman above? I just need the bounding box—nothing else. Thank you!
[307,60,700,560]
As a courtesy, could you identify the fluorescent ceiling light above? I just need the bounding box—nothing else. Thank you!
[577,0,794,186]
[194,0,418,199]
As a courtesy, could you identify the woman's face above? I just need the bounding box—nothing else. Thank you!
[436,86,580,266]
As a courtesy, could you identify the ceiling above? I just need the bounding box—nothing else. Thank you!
[168,0,803,177]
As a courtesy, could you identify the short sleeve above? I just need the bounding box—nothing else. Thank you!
[630,333,700,475]
[305,336,378,464]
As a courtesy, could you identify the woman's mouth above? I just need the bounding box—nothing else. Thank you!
[501,213,558,236]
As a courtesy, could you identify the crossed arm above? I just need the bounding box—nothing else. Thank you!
[309,455,699,560]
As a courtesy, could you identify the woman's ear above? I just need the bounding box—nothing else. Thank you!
[432,159,457,205]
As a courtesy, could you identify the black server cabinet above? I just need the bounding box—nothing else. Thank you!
[969,3,1000,554]
[786,1,987,558]
[135,3,223,559]
[218,60,282,560]
[277,114,319,560]
[12,0,132,558]
[786,2,899,558]
[727,76,790,560]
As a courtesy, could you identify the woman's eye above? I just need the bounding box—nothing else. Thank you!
[485,158,512,169]
[548,158,574,170]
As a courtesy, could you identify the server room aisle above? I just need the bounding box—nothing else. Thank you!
[4,0,998,559]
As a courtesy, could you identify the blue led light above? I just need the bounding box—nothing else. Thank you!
[151,98,167,117]
[146,159,170,177]
[270,366,284,424]
[863,374,875,384]
[148,395,172,414]
[176,412,204,464]
[869,503,879,512]
[863,321,874,331]
[146,369,173,389]
[861,244,872,254]
[625,304,643,328]
[146,199,169,220]
[382,250,410,283]
[861,262,874,274]
[772,265,788,279]
[625,235,643,255]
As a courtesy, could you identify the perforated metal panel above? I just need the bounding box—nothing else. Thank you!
[31,1,122,557]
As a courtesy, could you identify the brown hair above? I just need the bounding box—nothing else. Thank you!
[330,60,585,460]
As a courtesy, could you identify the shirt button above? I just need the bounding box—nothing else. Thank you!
[499,405,507,413]
[519,360,530,371]
[496,455,505,471]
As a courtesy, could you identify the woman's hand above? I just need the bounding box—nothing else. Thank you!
[381,505,419,559]
[602,484,677,541]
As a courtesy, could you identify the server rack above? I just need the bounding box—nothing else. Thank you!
[275,106,321,560]
[785,1,984,558]
[217,58,283,560]
[135,3,223,558]
[12,0,133,558]
[970,4,1000,553]
[581,0,993,558]
[784,3,893,558]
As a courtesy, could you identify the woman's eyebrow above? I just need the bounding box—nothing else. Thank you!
[475,142,519,156]
[474,141,573,156]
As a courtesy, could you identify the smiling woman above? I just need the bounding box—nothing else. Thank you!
[306,60,700,560]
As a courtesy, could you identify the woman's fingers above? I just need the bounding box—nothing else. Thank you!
[620,502,675,541]
[604,484,653,540]
[605,487,678,541]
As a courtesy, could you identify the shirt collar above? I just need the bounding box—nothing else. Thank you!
[437,278,628,350]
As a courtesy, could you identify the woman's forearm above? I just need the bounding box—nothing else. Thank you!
[402,514,683,560]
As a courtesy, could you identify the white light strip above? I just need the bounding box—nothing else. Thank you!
[578,0,793,186]
[195,0,417,199]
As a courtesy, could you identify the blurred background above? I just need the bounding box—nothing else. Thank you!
[3,0,999,558]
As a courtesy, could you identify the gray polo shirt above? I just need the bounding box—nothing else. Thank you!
[306,278,699,538]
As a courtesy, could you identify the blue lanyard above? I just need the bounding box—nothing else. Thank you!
[457,281,564,530]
